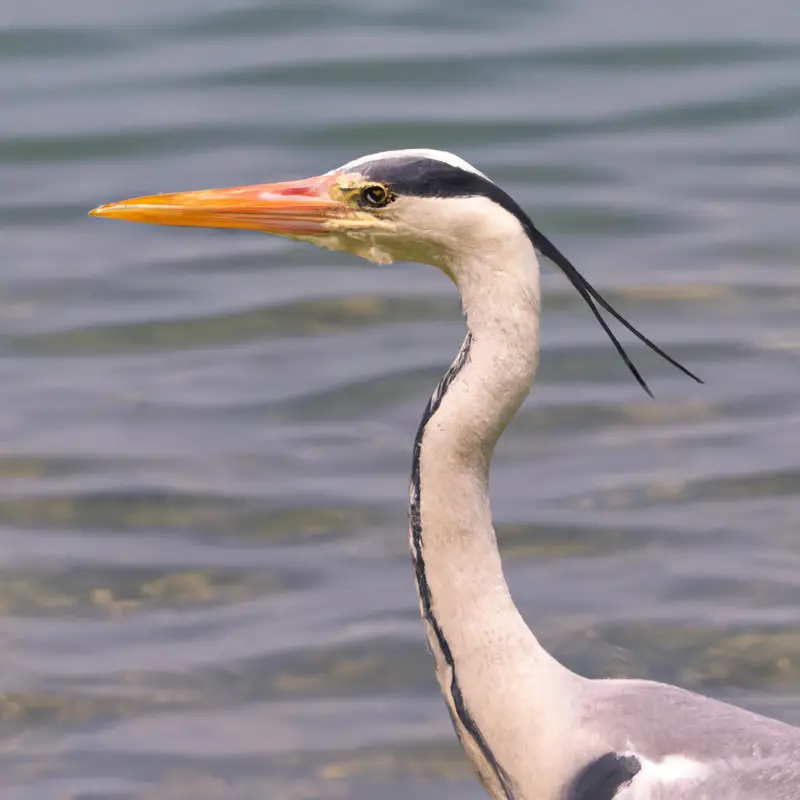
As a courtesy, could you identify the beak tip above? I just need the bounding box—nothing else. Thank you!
[90,202,127,220]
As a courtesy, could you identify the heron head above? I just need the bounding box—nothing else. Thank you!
[89,149,525,277]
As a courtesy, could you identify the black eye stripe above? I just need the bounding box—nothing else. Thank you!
[358,158,489,200]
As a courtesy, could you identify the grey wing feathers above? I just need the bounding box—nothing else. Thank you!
[567,752,641,800]
[578,679,800,799]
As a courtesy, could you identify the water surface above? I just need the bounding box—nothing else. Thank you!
[2,1,799,797]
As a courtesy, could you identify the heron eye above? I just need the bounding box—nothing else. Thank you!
[360,185,392,208]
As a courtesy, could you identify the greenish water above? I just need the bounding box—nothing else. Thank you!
[2,2,799,798]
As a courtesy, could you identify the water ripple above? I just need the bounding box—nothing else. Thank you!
[3,1,799,798]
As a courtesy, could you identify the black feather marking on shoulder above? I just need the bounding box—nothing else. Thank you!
[567,752,642,800]
[409,333,515,800]
[357,155,702,396]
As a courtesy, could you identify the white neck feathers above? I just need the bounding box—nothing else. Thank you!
[408,229,575,799]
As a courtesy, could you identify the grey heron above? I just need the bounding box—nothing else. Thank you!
[91,149,800,800]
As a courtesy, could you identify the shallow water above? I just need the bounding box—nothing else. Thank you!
[2,1,799,798]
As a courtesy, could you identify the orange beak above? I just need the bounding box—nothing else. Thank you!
[89,174,346,236]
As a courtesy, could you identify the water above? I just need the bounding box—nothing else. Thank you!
[2,1,799,797]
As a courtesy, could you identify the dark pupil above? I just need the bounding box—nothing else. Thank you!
[363,186,387,206]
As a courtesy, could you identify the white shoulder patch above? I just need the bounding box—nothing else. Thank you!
[621,753,708,796]
[330,149,489,179]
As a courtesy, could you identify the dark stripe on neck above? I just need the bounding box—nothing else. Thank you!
[409,332,515,800]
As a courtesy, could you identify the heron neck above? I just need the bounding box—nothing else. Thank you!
[410,236,555,678]
[408,238,561,796]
